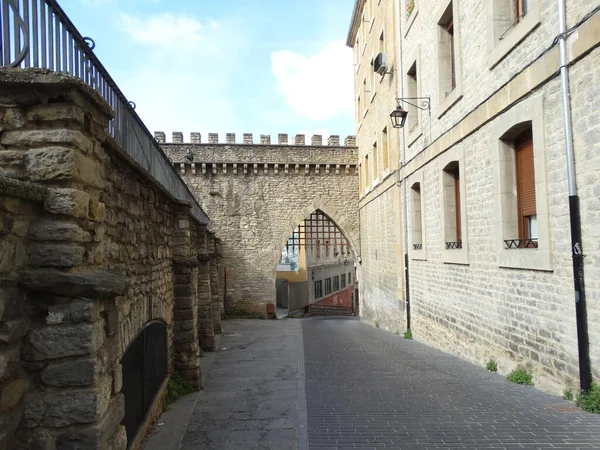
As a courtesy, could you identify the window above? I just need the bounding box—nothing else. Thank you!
[355,34,360,71]
[362,78,369,116]
[487,0,540,68]
[439,147,468,265]
[324,278,332,295]
[358,163,363,196]
[325,240,330,257]
[316,239,321,259]
[314,280,323,299]
[515,131,537,243]
[333,276,340,291]
[404,0,418,36]
[369,57,377,100]
[382,127,389,170]
[435,0,462,116]
[378,31,384,56]
[411,182,423,250]
[408,171,426,260]
[443,161,462,249]
[348,272,352,284]
[438,3,456,95]
[372,142,378,182]
[341,273,346,288]
[364,155,370,190]
[406,61,419,133]
[357,95,361,123]
[491,94,550,270]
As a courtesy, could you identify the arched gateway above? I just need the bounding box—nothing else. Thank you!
[160,132,359,315]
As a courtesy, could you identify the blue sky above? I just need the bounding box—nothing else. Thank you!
[58,0,355,143]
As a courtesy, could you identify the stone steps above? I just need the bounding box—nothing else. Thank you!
[307,305,354,316]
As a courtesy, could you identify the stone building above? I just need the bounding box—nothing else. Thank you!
[160,132,360,317]
[348,0,600,395]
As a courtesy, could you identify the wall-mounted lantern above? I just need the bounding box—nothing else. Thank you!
[390,97,431,128]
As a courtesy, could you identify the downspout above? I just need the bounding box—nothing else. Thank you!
[557,0,592,392]
[396,0,410,331]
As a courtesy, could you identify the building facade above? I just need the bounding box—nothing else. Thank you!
[348,0,600,395]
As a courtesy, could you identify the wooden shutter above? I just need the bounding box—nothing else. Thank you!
[516,134,536,237]
[454,165,461,242]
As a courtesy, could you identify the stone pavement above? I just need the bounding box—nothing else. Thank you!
[146,317,600,450]
[179,319,305,450]
[303,317,600,450]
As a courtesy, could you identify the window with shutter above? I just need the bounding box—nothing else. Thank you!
[515,132,536,240]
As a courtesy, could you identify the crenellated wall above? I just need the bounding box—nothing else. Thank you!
[160,132,360,316]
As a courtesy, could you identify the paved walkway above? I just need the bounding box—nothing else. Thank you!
[145,317,600,450]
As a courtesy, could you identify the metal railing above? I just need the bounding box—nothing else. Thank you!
[0,0,209,225]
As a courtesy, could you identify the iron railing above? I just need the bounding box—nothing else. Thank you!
[445,241,463,249]
[504,238,538,249]
[0,0,209,225]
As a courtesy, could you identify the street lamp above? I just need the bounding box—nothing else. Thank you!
[390,97,431,129]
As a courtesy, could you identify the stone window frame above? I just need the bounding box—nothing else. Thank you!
[354,32,361,74]
[381,125,390,174]
[438,145,469,265]
[490,94,552,271]
[372,140,380,185]
[362,77,369,118]
[402,0,419,37]
[407,170,427,261]
[487,0,541,69]
[369,51,377,103]
[405,45,423,146]
[434,0,463,118]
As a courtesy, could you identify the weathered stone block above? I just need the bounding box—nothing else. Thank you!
[24,321,104,361]
[0,406,23,449]
[0,286,25,321]
[26,146,104,188]
[0,378,28,413]
[1,129,92,153]
[47,300,100,324]
[26,103,85,126]
[55,394,124,450]
[20,269,129,299]
[25,376,111,428]
[88,198,106,222]
[28,221,91,243]
[44,188,90,218]
[42,357,99,387]
[0,316,30,345]
[27,243,85,268]
[0,346,20,384]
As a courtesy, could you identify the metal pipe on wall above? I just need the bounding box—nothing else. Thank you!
[556,0,592,392]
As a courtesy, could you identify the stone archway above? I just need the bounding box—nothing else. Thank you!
[161,134,359,315]
[274,208,358,316]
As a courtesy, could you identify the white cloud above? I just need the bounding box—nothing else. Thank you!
[270,41,353,121]
[119,13,208,49]
[115,12,244,137]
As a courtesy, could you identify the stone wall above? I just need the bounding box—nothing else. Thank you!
[351,0,600,395]
[0,68,217,449]
[161,134,360,315]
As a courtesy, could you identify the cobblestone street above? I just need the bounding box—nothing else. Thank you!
[150,318,600,450]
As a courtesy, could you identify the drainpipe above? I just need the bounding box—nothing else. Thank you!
[396,0,411,331]
[557,0,591,392]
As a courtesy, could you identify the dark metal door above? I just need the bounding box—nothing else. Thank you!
[121,321,168,446]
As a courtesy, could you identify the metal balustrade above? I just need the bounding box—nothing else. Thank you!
[0,0,209,225]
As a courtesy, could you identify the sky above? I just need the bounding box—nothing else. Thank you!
[58,0,356,142]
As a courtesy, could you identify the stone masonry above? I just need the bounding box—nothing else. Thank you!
[349,0,600,395]
[0,68,220,449]
[160,133,360,316]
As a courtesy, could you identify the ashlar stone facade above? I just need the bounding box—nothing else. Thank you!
[349,0,600,395]
[160,133,360,315]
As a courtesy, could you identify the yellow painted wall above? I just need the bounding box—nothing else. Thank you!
[276,246,307,282]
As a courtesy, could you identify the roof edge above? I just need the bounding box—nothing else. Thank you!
[345,0,364,47]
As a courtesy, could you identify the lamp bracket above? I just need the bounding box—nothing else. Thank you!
[396,97,431,114]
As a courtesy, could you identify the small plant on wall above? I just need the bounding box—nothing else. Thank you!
[506,366,534,385]
[406,0,415,17]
